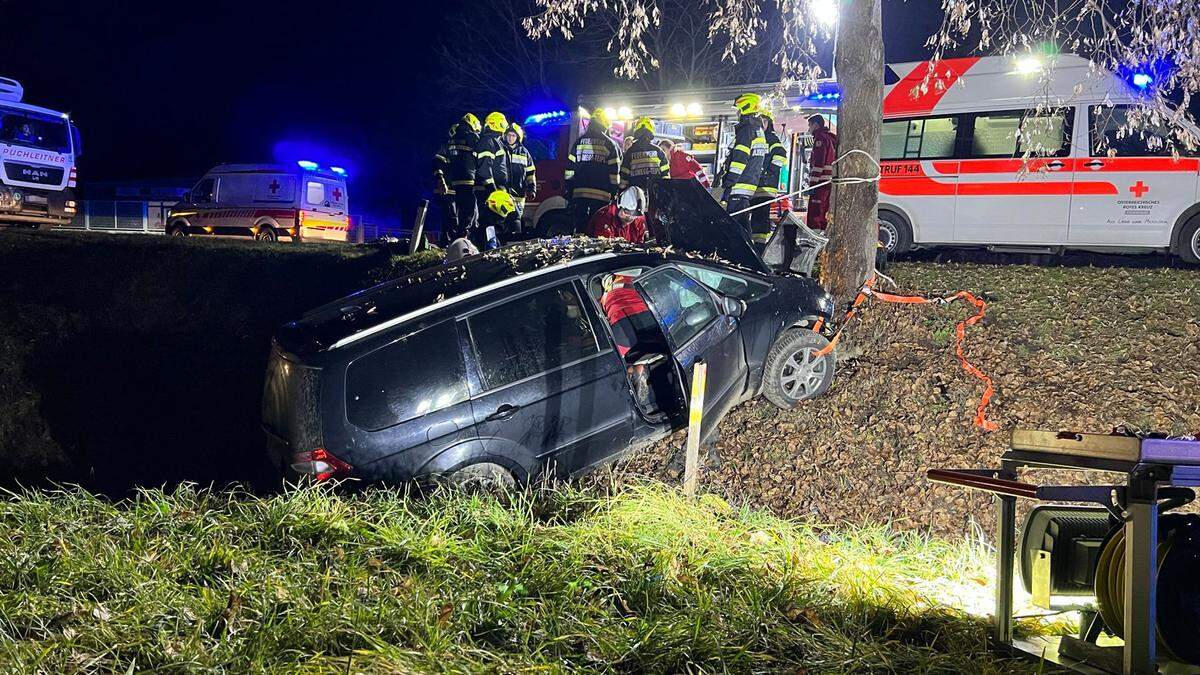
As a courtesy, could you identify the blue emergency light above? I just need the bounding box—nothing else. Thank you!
[330,166,347,176]
[297,160,319,171]
[524,110,570,127]
[1131,73,1153,89]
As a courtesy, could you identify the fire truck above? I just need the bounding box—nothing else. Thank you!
[523,55,1200,263]
[0,77,82,228]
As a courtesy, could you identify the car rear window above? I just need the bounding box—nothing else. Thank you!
[345,321,468,431]
[468,283,600,390]
[305,181,325,205]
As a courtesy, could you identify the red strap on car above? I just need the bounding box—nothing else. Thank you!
[815,278,999,432]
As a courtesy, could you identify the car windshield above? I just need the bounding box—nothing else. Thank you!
[0,106,71,153]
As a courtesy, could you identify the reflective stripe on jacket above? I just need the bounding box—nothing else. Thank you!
[620,133,670,191]
[446,125,480,187]
[474,130,509,192]
[755,126,788,197]
[721,114,768,197]
[566,127,621,201]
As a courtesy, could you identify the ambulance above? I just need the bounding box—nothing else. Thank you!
[0,77,82,228]
[877,54,1200,263]
[166,162,349,242]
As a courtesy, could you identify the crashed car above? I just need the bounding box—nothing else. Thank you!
[261,180,837,486]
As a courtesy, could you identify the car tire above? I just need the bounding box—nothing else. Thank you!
[167,223,189,237]
[446,462,517,490]
[878,211,913,256]
[255,226,279,243]
[762,329,836,409]
[1180,216,1200,265]
[536,209,572,238]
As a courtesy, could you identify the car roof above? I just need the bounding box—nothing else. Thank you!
[277,237,765,355]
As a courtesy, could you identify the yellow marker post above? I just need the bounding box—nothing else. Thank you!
[683,361,707,497]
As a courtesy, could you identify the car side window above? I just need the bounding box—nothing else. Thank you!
[969,109,1072,158]
[676,263,769,301]
[345,321,468,431]
[468,283,601,390]
[192,178,216,204]
[636,267,720,347]
[1090,105,1192,157]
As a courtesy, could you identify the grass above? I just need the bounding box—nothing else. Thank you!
[0,481,1044,674]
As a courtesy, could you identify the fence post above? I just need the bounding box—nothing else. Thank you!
[682,361,708,497]
[83,201,90,230]
[410,200,429,255]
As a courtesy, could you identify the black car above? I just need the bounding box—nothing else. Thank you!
[262,181,837,486]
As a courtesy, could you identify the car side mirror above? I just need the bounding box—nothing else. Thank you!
[721,295,745,318]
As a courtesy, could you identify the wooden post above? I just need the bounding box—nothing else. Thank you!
[683,361,707,497]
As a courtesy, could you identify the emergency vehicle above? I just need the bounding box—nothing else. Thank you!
[523,55,1200,263]
[0,77,82,228]
[166,162,349,242]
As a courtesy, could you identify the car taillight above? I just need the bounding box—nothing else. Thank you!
[289,447,352,481]
[68,167,77,188]
[297,210,306,227]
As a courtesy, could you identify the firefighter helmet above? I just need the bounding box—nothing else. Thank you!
[632,116,655,135]
[734,93,762,115]
[461,113,482,133]
[617,186,646,215]
[759,107,775,122]
[511,122,525,142]
[485,189,516,218]
[484,112,509,134]
[589,107,611,131]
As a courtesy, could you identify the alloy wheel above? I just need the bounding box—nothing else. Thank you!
[780,347,827,399]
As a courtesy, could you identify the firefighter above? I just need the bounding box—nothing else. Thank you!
[474,112,511,249]
[719,93,769,238]
[433,123,458,245]
[620,116,670,240]
[501,122,537,237]
[565,107,621,234]
[481,189,515,251]
[586,186,648,243]
[445,113,482,242]
[750,108,788,251]
[806,113,837,232]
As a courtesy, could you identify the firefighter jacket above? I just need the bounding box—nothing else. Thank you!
[565,126,621,202]
[433,136,453,195]
[720,114,768,198]
[808,127,838,189]
[446,124,480,189]
[502,141,537,198]
[474,130,509,193]
[755,125,788,197]
[619,131,670,191]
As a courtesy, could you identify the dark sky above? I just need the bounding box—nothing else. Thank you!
[1,1,940,222]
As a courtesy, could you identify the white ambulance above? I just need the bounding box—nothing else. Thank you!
[0,77,81,228]
[877,55,1200,263]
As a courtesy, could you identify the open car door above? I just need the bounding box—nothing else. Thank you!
[652,178,773,274]
[634,265,748,440]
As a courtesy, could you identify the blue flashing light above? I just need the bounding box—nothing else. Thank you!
[1131,73,1153,89]
[524,109,570,127]
[330,166,347,176]
[297,160,319,171]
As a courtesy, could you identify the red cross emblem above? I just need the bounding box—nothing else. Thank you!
[331,187,343,201]
[268,179,280,194]
[1129,180,1150,198]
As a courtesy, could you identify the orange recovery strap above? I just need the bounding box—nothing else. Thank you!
[815,278,999,432]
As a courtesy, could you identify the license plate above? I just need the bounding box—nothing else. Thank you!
[25,195,47,205]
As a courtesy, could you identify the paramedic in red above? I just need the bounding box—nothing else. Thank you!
[806,114,837,231]
[600,273,659,407]
[657,139,712,188]
[586,187,648,243]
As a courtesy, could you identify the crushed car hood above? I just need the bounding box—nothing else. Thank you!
[653,179,772,275]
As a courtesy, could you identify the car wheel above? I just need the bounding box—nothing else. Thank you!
[762,329,835,409]
[255,226,279,243]
[1180,216,1200,265]
[167,223,189,237]
[878,211,913,256]
[536,209,572,237]
[446,462,517,490]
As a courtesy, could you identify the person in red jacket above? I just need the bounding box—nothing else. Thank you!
[657,139,711,188]
[806,114,837,231]
[586,187,648,243]
[600,273,663,407]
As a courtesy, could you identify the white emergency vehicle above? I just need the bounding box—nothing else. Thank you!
[166,162,349,243]
[877,55,1200,263]
[0,77,82,228]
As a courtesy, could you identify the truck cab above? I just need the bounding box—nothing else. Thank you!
[0,77,81,228]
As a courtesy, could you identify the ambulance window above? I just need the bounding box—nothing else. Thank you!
[192,178,216,204]
[306,181,325,205]
[1090,105,1189,157]
[880,116,958,160]
[970,110,1071,158]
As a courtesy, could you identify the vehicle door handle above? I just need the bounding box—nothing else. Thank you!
[486,404,522,422]
[1084,160,1105,170]
[1045,160,1065,171]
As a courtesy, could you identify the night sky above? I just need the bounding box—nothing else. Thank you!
[1,1,942,223]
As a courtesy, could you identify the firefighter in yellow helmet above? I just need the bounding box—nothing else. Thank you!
[749,107,789,251]
[719,93,769,237]
[499,122,537,237]
[439,113,483,242]
[473,112,511,249]
[620,116,670,241]
[479,189,515,250]
[565,107,622,234]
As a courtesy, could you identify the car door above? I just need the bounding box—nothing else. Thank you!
[1068,104,1200,247]
[188,177,218,231]
[465,280,634,478]
[634,265,747,440]
[954,108,1075,245]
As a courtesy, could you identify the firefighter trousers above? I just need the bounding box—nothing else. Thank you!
[452,189,477,240]
[570,197,608,234]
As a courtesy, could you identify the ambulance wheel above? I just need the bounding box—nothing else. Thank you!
[255,226,279,243]
[878,211,912,256]
[167,223,189,237]
[1180,217,1200,265]
[762,329,835,409]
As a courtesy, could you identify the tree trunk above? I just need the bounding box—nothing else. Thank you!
[821,0,883,304]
